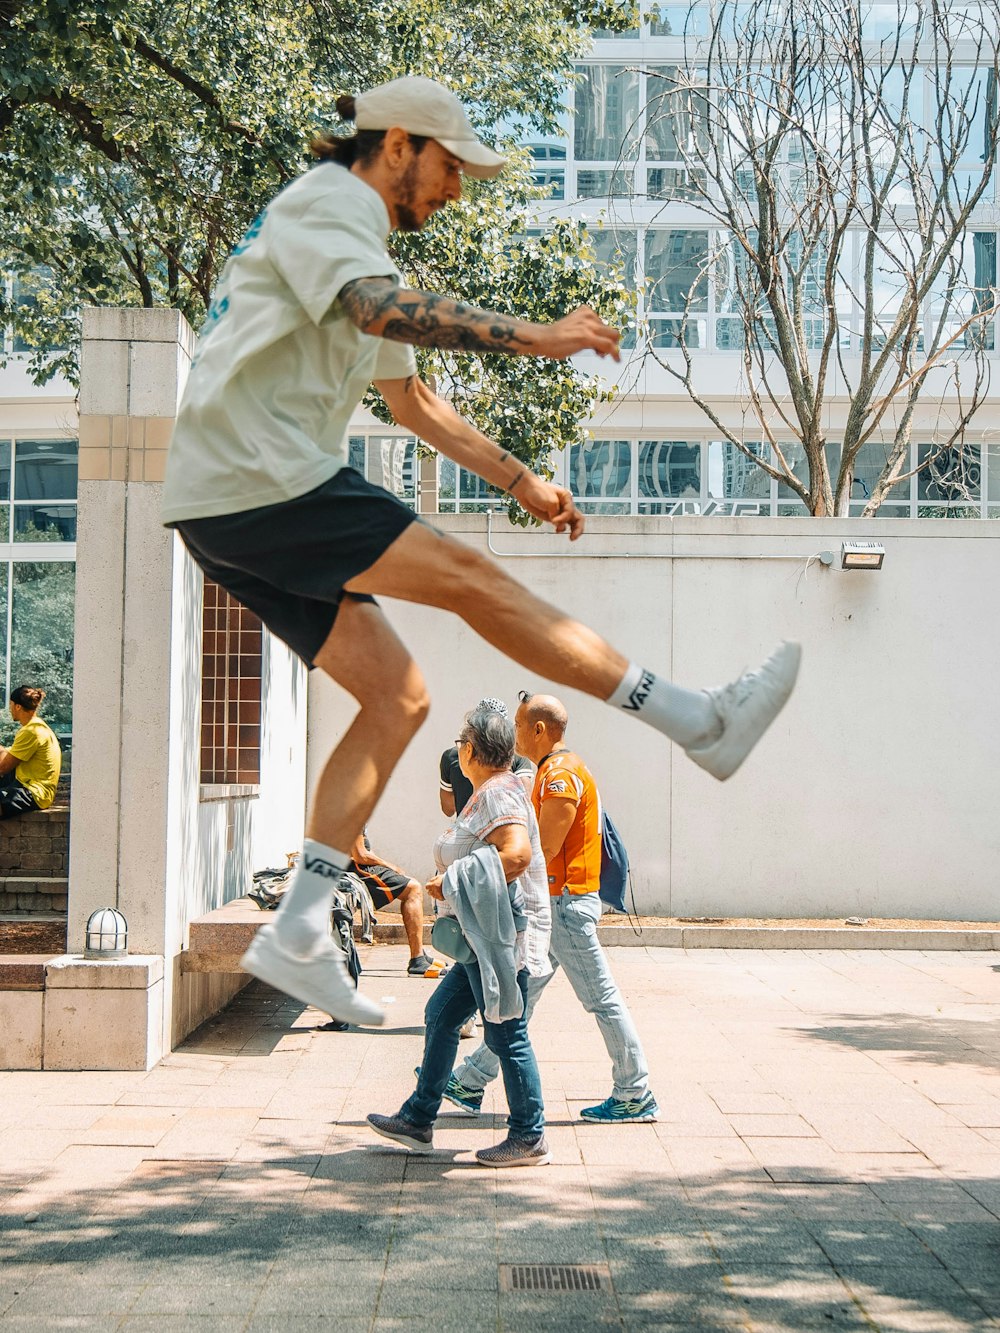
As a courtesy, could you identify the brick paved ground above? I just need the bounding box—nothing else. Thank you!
[1,946,999,1331]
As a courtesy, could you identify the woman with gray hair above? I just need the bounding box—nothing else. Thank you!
[367,708,552,1167]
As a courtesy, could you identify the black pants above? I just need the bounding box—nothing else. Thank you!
[0,776,39,819]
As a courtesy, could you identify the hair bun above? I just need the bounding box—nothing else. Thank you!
[335,94,357,122]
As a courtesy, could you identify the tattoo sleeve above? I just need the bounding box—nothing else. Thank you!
[340,276,533,354]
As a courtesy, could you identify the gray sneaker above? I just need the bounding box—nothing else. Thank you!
[686,641,801,781]
[475,1135,551,1168]
[366,1113,434,1154]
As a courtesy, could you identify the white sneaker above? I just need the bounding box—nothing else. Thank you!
[685,641,801,781]
[240,926,385,1027]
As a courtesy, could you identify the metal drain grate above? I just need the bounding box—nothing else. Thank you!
[499,1263,612,1292]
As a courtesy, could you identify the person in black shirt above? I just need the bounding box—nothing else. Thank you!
[439,697,533,816]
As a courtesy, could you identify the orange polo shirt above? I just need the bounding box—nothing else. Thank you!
[532,749,602,896]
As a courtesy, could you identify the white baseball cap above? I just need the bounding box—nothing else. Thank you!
[354,76,506,180]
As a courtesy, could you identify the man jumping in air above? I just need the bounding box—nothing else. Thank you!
[162,76,800,1028]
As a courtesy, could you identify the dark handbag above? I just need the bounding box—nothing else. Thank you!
[431,913,475,964]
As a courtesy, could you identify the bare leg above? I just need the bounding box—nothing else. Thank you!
[239,598,427,1025]
[344,522,799,778]
[398,881,426,960]
[345,523,628,699]
[308,596,430,853]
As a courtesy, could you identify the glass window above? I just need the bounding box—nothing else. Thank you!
[707,440,771,500]
[644,66,707,159]
[592,24,640,38]
[777,441,842,500]
[846,441,911,506]
[370,436,417,506]
[439,457,457,504]
[11,270,66,355]
[459,470,502,511]
[568,440,631,510]
[531,167,565,199]
[14,505,76,543]
[637,440,700,501]
[645,230,709,311]
[860,3,921,38]
[988,444,1000,502]
[927,231,996,350]
[588,228,639,348]
[648,317,707,348]
[14,440,78,500]
[574,65,640,160]
[917,443,982,503]
[589,227,638,288]
[647,4,710,35]
[10,562,75,737]
[867,231,920,344]
[577,168,634,198]
[647,166,707,201]
[348,435,366,475]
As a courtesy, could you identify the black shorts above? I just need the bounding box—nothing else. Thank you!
[172,468,419,665]
[352,861,412,910]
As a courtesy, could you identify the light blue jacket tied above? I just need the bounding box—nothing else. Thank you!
[442,843,527,1023]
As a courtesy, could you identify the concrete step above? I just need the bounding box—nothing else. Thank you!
[0,953,57,990]
[182,897,428,972]
[180,899,1000,974]
[0,914,66,955]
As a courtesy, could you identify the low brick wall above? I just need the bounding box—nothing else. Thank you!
[0,807,70,913]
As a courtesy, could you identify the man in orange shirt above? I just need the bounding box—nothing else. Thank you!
[446,691,658,1123]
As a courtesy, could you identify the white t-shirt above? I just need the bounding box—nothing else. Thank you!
[433,771,552,979]
[162,165,416,524]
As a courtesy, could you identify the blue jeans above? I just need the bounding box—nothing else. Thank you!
[454,889,649,1101]
[400,961,545,1141]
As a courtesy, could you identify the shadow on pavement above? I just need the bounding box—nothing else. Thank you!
[785,1012,1000,1073]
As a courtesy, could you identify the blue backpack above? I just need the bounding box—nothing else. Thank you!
[599,810,629,913]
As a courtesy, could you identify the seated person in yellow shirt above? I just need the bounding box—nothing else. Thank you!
[0,686,62,818]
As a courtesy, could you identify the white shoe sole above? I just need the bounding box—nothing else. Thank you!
[579,1112,658,1123]
[442,1091,483,1116]
[475,1151,552,1168]
[687,640,801,781]
[241,927,384,1027]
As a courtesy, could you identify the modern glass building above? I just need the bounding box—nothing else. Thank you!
[346,3,1000,519]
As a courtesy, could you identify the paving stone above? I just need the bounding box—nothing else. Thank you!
[6,947,1000,1329]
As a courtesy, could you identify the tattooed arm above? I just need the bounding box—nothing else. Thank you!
[341,276,620,361]
[374,374,585,541]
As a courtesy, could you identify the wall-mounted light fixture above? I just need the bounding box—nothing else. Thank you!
[841,540,885,571]
[84,907,128,959]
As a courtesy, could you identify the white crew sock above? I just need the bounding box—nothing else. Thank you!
[272,838,352,958]
[607,663,722,748]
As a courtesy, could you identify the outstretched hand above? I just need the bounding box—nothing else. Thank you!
[511,474,585,541]
[530,306,621,361]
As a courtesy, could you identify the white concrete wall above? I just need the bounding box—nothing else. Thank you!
[308,513,1000,921]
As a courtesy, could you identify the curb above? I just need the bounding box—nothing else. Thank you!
[369,919,1000,951]
[592,923,1000,950]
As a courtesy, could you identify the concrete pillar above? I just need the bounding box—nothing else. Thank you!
[63,309,197,1065]
[55,307,268,1070]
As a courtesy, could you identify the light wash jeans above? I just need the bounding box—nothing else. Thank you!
[453,888,650,1101]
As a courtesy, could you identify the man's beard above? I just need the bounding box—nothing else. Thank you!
[394,158,436,232]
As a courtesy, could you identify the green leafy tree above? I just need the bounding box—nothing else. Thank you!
[1,0,637,512]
